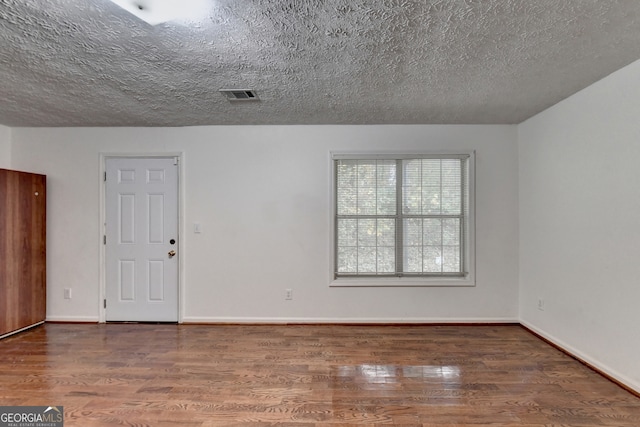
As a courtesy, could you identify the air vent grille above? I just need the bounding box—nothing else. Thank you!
[220,89,260,101]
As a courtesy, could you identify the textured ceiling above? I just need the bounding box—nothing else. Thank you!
[1,0,640,127]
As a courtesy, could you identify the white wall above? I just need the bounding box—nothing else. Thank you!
[0,125,10,168]
[10,125,519,323]
[519,59,640,392]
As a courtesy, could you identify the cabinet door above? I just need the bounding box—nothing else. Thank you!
[0,169,46,337]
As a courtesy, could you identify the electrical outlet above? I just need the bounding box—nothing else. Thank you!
[537,298,545,311]
[285,289,293,300]
[64,288,72,299]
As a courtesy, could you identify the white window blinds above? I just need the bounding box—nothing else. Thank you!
[334,155,470,278]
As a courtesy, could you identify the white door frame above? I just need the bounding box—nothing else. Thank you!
[99,153,185,323]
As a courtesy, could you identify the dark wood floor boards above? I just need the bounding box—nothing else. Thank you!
[0,323,639,426]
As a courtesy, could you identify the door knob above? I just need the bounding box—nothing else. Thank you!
[168,250,176,258]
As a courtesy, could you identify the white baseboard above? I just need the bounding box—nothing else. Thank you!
[520,320,640,395]
[46,316,100,323]
[43,315,519,324]
[181,316,519,324]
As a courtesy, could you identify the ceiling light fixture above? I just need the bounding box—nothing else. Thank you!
[107,0,210,26]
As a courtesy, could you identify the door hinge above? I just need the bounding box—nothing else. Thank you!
[104,299,107,309]
[104,171,107,181]
[103,235,106,245]
[173,157,178,165]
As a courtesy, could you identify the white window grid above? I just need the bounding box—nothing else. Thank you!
[333,153,472,280]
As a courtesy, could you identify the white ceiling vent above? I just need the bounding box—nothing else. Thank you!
[220,89,260,102]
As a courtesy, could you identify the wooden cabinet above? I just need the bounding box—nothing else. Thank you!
[0,169,46,338]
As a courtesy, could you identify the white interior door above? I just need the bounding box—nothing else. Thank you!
[105,157,179,322]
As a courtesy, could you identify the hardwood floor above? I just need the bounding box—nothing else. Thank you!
[1,324,639,426]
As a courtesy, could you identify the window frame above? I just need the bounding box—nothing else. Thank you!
[329,151,476,287]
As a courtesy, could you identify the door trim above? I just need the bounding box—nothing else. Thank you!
[99,153,184,323]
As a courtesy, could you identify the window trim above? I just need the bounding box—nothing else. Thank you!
[329,151,476,287]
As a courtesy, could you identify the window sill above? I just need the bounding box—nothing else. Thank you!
[330,276,475,287]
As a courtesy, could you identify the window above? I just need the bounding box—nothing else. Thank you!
[332,153,474,284]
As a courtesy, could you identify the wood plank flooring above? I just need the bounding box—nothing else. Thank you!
[1,324,639,426]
